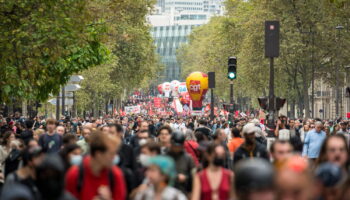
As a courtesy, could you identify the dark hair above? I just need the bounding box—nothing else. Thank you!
[62,134,77,146]
[2,131,14,146]
[108,123,123,133]
[22,146,43,166]
[24,120,34,129]
[157,125,172,136]
[316,135,349,168]
[89,132,120,157]
[141,142,161,155]
[231,128,241,138]
[270,140,292,153]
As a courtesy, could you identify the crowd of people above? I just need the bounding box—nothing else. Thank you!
[0,112,349,200]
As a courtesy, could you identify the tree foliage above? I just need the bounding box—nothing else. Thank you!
[0,0,109,102]
[178,0,350,117]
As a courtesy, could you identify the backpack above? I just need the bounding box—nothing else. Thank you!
[76,163,115,197]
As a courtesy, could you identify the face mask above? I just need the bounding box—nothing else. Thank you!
[113,155,120,165]
[70,155,83,166]
[139,154,150,166]
[213,156,225,167]
[139,138,147,146]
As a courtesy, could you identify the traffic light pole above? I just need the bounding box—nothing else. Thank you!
[230,80,234,104]
[210,88,214,120]
[268,57,275,128]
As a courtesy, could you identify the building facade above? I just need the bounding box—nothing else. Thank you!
[149,0,224,82]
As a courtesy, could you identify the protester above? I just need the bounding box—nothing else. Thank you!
[191,143,234,200]
[227,127,244,157]
[5,146,44,199]
[234,158,275,200]
[38,119,62,153]
[302,121,327,161]
[167,131,195,195]
[65,132,126,200]
[184,129,200,166]
[270,140,293,169]
[233,123,269,163]
[134,155,187,200]
[76,127,91,155]
[316,134,349,174]
[0,131,16,184]
[157,125,172,154]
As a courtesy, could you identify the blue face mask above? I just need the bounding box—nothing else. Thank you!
[70,155,83,166]
[113,155,120,165]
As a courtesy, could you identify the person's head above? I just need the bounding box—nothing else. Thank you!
[2,131,16,146]
[139,121,149,132]
[170,131,185,153]
[213,128,226,143]
[35,155,65,199]
[145,155,176,186]
[235,158,275,200]
[62,134,77,146]
[231,127,241,138]
[340,122,347,130]
[315,121,324,133]
[242,123,257,145]
[317,135,349,170]
[204,143,226,168]
[81,127,91,141]
[101,126,110,135]
[22,146,44,169]
[90,132,121,168]
[108,124,123,138]
[276,156,317,200]
[289,119,295,128]
[303,124,310,131]
[315,162,343,200]
[46,118,57,133]
[27,139,39,149]
[270,140,293,167]
[33,129,45,141]
[157,126,172,146]
[185,129,196,141]
[140,141,161,156]
[60,144,82,168]
[56,126,65,136]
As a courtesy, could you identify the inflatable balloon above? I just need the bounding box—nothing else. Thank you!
[157,84,163,94]
[178,82,188,95]
[170,80,180,97]
[186,72,208,110]
[162,82,171,97]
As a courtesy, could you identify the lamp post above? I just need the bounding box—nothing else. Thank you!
[335,25,344,117]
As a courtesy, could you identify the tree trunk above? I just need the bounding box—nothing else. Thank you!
[302,65,310,119]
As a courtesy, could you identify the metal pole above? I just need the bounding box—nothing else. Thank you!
[61,87,65,117]
[72,91,76,118]
[268,57,275,127]
[56,95,60,120]
[210,89,214,120]
[230,81,234,104]
[311,32,315,118]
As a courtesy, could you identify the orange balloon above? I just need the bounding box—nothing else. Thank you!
[186,72,208,110]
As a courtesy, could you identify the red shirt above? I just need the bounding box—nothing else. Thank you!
[227,138,244,153]
[65,156,126,200]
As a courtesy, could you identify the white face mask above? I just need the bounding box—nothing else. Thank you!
[139,138,148,146]
[70,155,83,166]
[139,154,150,166]
[113,155,120,165]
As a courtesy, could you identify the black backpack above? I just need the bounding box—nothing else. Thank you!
[76,163,115,196]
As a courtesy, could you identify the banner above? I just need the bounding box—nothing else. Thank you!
[154,97,162,108]
[347,112,350,119]
[124,105,141,114]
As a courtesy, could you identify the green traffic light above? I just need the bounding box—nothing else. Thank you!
[228,72,236,79]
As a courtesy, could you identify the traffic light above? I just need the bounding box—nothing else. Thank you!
[228,57,237,80]
[276,97,286,111]
[258,97,268,110]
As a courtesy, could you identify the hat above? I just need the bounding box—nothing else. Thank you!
[145,155,177,185]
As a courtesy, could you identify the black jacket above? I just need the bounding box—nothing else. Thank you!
[233,143,269,164]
